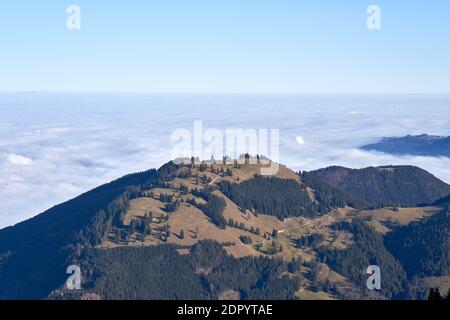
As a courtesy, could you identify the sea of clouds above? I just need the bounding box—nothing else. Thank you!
[1,93,450,228]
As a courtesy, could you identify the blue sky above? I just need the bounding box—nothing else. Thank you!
[0,0,449,93]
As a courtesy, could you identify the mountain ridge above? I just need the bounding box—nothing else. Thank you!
[310,165,450,207]
[1,159,448,300]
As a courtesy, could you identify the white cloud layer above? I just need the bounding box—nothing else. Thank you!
[0,93,449,228]
[7,154,33,165]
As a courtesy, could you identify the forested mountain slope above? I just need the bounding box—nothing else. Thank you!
[384,209,450,279]
[0,159,447,300]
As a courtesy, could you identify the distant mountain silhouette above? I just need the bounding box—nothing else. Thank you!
[361,134,450,157]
